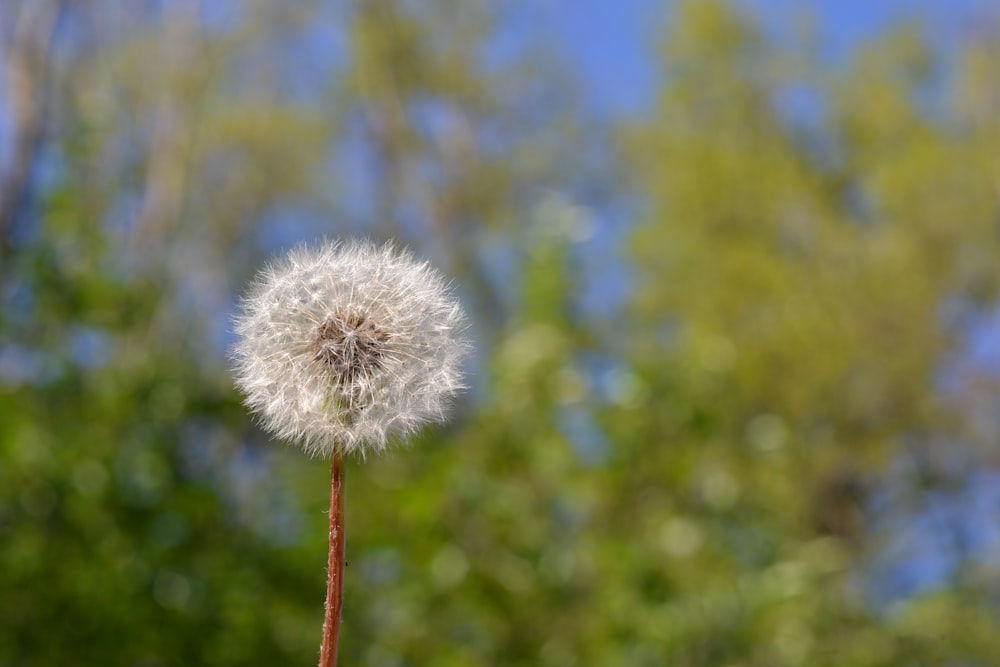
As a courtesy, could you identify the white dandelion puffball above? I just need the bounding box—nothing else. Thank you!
[232,240,470,457]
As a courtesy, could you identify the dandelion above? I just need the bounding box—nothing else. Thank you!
[231,239,470,667]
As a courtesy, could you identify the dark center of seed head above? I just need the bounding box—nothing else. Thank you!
[313,312,390,383]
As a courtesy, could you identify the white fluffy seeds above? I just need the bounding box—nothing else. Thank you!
[231,240,470,457]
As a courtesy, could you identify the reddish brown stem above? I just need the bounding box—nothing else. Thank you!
[319,452,345,667]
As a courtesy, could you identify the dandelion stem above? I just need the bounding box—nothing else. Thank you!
[319,450,345,667]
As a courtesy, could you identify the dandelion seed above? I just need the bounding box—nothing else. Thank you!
[230,239,470,667]
[231,239,470,458]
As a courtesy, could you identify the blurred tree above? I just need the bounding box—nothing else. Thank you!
[617,1,1000,664]
[0,0,62,257]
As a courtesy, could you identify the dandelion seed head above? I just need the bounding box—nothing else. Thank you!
[231,240,470,458]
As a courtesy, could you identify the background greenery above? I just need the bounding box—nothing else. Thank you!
[2,1,1000,665]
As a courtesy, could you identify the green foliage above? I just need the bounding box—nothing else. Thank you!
[0,189,320,665]
[1,1,1000,665]
[618,1,1000,663]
